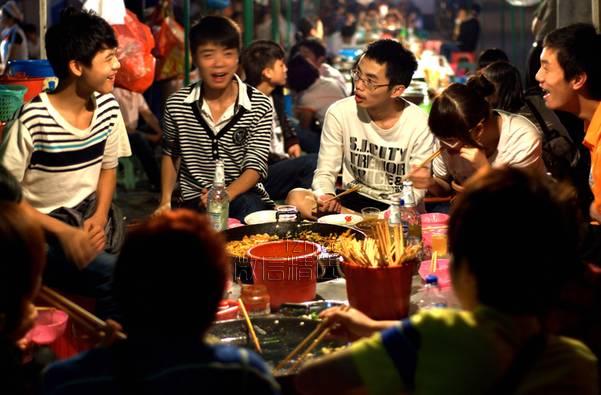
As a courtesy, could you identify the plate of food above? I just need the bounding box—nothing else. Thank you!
[244,210,277,225]
[317,214,363,226]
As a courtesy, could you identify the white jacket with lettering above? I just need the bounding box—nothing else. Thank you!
[312,96,435,206]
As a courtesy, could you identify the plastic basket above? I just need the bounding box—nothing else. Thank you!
[0,76,45,103]
[0,84,26,121]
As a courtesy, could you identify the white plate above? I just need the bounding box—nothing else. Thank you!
[244,210,277,225]
[317,214,363,226]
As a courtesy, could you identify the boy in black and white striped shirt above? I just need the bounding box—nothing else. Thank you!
[157,16,274,221]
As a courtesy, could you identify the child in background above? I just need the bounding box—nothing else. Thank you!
[241,40,317,200]
[113,86,162,190]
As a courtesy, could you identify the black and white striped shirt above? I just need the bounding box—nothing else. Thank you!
[0,92,131,213]
[162,76,274,205]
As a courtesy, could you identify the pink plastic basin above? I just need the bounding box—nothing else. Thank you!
[26,308,69,345]
[247,240,321,309]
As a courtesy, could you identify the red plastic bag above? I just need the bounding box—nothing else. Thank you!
[113,10,156,93]
[154,16,185,81]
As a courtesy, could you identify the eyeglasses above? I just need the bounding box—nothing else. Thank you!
[439,138,463,151]
[350,68,391,91]
[438,118,486,152]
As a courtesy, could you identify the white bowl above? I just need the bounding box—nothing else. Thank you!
[244,210,277,225]
[317,213,363,226]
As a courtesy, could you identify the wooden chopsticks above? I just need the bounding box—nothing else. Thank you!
[238,298,262,353]
[321,183,362,204]
[275,305,351,373]
[37,286,127,341]
[401,149,442,181]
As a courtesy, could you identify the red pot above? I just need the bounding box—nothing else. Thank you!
[343,261,414,320]
[248,240,321,309]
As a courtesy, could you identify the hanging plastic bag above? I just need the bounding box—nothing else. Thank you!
[154,16,185,81]
[112,10,156,93]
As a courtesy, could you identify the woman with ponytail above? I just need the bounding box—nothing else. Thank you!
[410,75,546,196]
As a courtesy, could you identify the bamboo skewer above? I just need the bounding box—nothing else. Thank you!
[275,320,328,371]
[336,217,418,268]
[286,326,332,374]
[275,305,351,373]
[238,298,262,354]
[430,251,438,273]
[37,286,127,340]
[401,149,443,181]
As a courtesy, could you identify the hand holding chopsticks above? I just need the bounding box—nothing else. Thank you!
[401,149,442,182]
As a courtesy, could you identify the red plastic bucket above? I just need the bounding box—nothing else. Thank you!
[343,261,414,320]
[248,240,321,309]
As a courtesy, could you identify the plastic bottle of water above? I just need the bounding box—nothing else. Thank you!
[207,160,229,231]
[400,181,422,246]
[413,274,448,311]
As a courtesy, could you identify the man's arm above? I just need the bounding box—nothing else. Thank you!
[82,167,116,249]
[158,154,179,211]
[312,108,344,197]
[239,102,273,184]
[156,99,180,212]
[200,168,261,207]
[226,168,261,200]
[296,349,367,395]
[84,167,116,227]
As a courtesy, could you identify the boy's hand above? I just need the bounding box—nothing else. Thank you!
[57,226,99,269]
[408,165,433,189]
[153,201,171,216]
[288,144,301,158]
[316,194,342,216]
[83,215,107,253]
[200,188,208,208]
[320,306,379,341]
[459,147,489,170]
[13,302,37,341]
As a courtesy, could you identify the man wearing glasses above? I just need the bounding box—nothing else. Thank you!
[287,39,435,218]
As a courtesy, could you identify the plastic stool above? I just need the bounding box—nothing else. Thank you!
[118,157,140,191]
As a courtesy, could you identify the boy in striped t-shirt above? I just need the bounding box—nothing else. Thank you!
[0,9,131,319]
[156,16,274,221]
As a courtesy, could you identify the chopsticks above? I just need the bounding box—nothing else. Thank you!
[238,298,262,353]
[275,305,351,373]
[401,149,442,181]
[320,183,362,204]
[37,286,127,341]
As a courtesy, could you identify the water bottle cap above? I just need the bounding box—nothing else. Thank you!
[425,274,439,284]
